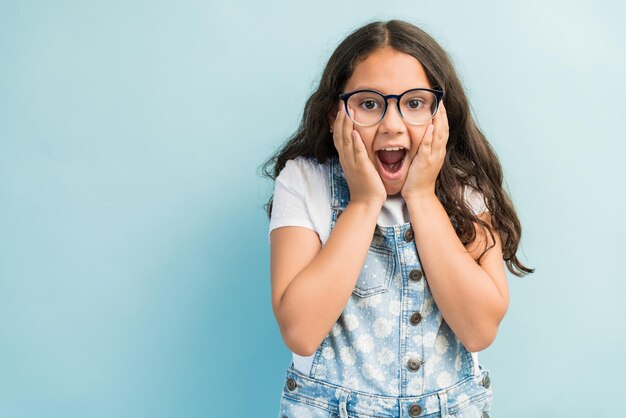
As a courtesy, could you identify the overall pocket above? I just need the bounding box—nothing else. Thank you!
[278,391,334,418]
[450,391,493,418]
[352,232,395,298]
[449,370,494,418]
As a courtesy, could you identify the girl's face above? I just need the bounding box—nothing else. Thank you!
[329,47,435,196]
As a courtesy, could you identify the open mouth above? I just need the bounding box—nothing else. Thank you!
[376,147,407,178]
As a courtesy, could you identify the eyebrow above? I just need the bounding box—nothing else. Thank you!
[351,86,431,93]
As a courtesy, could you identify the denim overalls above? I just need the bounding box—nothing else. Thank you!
[278,156,494,418]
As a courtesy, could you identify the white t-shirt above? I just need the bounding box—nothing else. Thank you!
[268,156,488,376]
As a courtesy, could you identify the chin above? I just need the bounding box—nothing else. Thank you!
[384,182,404,197]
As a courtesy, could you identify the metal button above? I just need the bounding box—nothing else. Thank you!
[408,403,422,417]
[286,377,297,391]
[482,413,490,418]
[409,269,423,282]
[481,374,491,389]
[407,358,421,371]
[410,312,422,325]
[404,227,414,242]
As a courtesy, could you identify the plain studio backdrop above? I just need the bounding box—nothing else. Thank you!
[1,0,624,416]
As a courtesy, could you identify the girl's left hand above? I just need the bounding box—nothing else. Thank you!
[400,101,449,201]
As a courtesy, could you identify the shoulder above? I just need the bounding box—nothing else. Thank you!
[277,156,328,187]
[465,187,487,213]
[462,179,488,215]
[449,167,488,215]
[286,156,327,174]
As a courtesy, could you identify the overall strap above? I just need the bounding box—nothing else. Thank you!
[329,155,350,213]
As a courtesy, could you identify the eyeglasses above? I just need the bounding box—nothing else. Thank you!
[338,88,444,127]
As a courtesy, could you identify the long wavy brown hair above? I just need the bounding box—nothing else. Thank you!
[259,19,534,277]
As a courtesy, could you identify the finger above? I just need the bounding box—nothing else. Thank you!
[352,129,368,166]
[440,101,448,136]
[340,105,351,148]
[419,124,435,158]
[431,103,444,148]
[333,109,350,168]
[438,102,449,149]
[333,107,347,149]
[343,106,356,164]
[432,104,443,148]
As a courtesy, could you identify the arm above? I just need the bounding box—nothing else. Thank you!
[405,193,510,352]
[270,201,382,356]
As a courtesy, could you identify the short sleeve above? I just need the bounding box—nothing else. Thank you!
[464,184,488,215]
[268,159,316,243]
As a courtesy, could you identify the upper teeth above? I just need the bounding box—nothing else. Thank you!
[381,147,403,151]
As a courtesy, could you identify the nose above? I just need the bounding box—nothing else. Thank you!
[379,98,405,133]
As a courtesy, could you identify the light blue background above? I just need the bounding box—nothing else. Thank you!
[1,0,624,417]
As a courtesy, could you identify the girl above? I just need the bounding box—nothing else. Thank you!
[262,19,534,418]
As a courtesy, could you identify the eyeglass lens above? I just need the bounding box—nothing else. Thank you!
[346,90,438,126]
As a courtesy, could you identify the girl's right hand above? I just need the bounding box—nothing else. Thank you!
[332,105,387,209]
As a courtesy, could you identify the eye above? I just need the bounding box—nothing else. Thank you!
[359,99,380,110]
[402,90,436,112]
[407,98,425,109]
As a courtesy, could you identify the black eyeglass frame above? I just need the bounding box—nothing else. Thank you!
[338,88,445,126]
